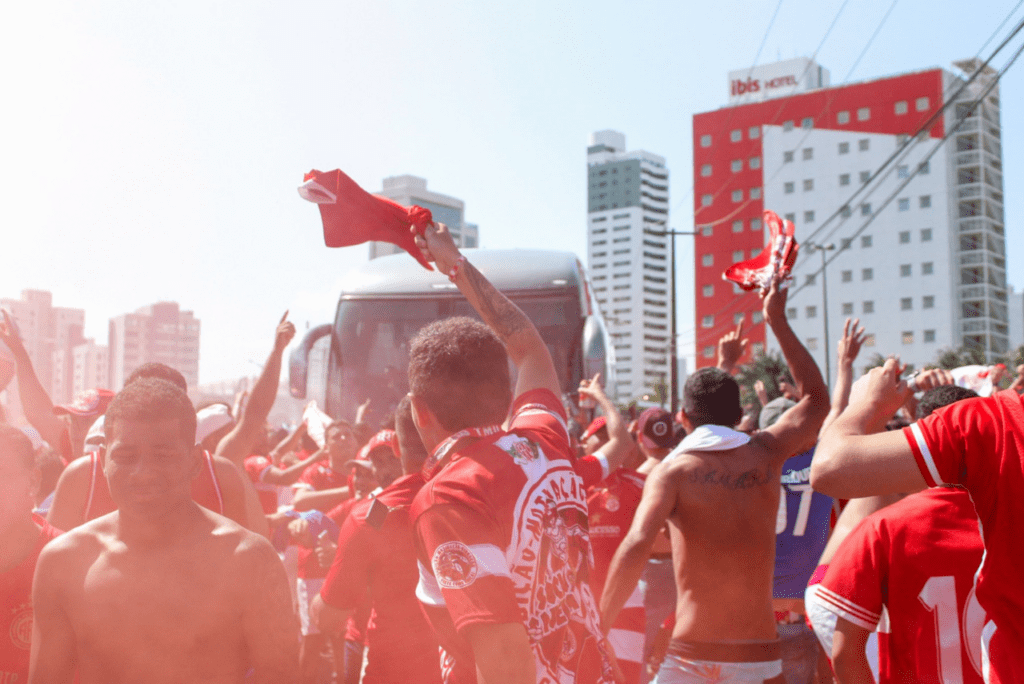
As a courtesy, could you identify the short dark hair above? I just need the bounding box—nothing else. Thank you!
[683,368,743,428]
[917,385,979,420]
[104,378,197,446]
[125,363,188,392]
[408,317,512,432]
[0,425,35,470]
[395,395,427,471]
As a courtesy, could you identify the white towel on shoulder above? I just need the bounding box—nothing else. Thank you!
[667,425,750,461]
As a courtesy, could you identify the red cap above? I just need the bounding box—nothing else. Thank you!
[53,388,115,418]
[581,417,607,442]
[356,429,399,461]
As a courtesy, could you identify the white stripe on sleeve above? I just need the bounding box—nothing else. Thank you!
[910,422,946,486]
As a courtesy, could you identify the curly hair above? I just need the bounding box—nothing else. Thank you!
[104,378,197,447]
[408,317,512,432]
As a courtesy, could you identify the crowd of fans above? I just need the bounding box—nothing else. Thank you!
[2,221,1023,684]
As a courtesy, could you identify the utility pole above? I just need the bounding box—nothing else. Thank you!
[806,242,836,388]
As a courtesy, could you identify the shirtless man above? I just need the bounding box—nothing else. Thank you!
[29,378,297,684]
[601,278,828,683]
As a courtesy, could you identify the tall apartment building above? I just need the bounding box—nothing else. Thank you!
[71,340,109,398]
[0,289,86,405]
[369,175,479,259]
[108,302,201,390]
[693,58,1008,377]
[587,130,672,402]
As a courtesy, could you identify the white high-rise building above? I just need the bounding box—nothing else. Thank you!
[369,175,478,260]
[586,130,671,402]
[108,302,200,390]
[71,340,109,398]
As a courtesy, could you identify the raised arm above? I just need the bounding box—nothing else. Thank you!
[717,322,747,375]
[818,318,865,438]
[760,279,829,459]
[413,223,559,397]
[215,313,296,466]
[600,461,677,632]
[811,358,926,498]
[262,448,326,486]
[578,375,633,474]
[0,310,63,448]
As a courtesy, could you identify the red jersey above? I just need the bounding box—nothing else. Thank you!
[0,517,61,680]
[297,461,348,493]
[587,470,646,684]
[82,450,224,520]
[818,488,985,684]
[296,497,357,580]
[904,390,1024,682]
[574,452,610,490]
[322,473,442,684]
[243,454,279,514]
[412,389,615,684]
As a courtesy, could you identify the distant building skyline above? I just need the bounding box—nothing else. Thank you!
[109,301,201,390]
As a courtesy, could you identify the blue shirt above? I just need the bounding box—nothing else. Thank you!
[773,447,833,599]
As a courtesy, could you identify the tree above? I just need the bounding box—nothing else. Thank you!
[734,350,790,410]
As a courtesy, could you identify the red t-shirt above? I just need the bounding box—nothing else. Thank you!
[298,461,348,493]
[903,390,1024,681]
[322,473,442,684]
[297,497,358,580]
[412,389,615,684]
[0,517,61,680]
[574,453,609,490]
[587,469,646,684]
[243,455,279,514]
[817,488,985,683]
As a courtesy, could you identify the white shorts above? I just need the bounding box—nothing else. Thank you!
[653,639,784,684]
[297,577,325,636]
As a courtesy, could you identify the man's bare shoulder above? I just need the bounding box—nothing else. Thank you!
[657,441,777,492]
[203,509,281,570]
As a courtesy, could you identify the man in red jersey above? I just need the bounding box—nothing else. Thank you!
[812,358,1024,683]
[0,426,61,682]
[408,222,616,684]
[29,378,297,683]
[311,396,443,684]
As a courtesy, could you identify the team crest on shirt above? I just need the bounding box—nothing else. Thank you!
[9,602,32,650]
[432,541,479,589]
[500,436,541,466]
[604,495,620,512]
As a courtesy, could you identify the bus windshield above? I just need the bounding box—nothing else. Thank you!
[328,293,583,423]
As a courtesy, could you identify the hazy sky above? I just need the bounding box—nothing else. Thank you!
[2,0,1023,384]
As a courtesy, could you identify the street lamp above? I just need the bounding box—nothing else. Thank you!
[651,227,698,416]
[805,241,836,388]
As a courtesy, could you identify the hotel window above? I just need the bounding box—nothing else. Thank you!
[750,249,761,258]
[922,262,934,275]
[784,120,794,132]
[702,194,713,206]
[702,316,714,328]
[750,218,762,232]
[784,151,796,163]
[897,165,909,179]
[731,159,743,172]
[702,285,714,297]
[806,274,817,286]
[787,308,797,319]
[863,335,876,348]
[901,298,913,310]
[898,198,910,211]
[861,203,872,216]
[842,302,853,315]
[701,254,713,266]
[924,329,936,342]
[752,313,763,324]
[732,220,743,233]
[837,111,850,125]
[700,134,712,147]
[802,117,814,129]
[921,228,932,241]
[916,97,930,111]
[841,205,852,218]
[919,161,930,174]
[731,129,742,142]
[841,270,852,282]
[749,156,761,169]
[859,138,870,151]
[861,235,872,248]
[803,179,814,191]
[923,295,935,309]
[703,346,715,358]
[804,211,815,223]
[734,312,745,324]
[839,173,851,186]
[860,171,871,183]
[920,195,932,208]
[902,331,914,345]
[784,182,795,194]
[807,338,819,350]
[899,231,910,244]
[862,268,873,280]
[863,301,875,314]
[838,142,850,155]
[900,264,911,277]
[749,126,761,139]
[700,164,712,177]
[732,250,744,263]
[750,187,761,199]
[802,148,814,160]
[857,107,871,121]
[785,212,796,223]
[895,100,908,115]
[731,189,743,202]
[700,225,713,237]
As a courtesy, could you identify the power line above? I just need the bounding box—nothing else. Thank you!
[842,0,899,82]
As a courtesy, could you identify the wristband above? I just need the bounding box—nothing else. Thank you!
[448,255,467,282]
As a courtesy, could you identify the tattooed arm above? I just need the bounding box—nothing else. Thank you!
[413,222,560,398]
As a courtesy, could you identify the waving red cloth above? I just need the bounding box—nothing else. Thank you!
[723,210,799,294]
[299,169,434,270]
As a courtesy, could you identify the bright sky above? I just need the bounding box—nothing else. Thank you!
[2,0,1023,384]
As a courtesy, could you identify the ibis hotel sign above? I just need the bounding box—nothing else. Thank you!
[727,58,830,104]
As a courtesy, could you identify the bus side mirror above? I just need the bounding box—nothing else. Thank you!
[581,315,608,383]
[289,324,335,399]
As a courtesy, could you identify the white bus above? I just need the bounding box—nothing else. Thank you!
[289,249,612,426]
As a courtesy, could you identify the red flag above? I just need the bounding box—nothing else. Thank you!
[723,210,799,294]
[298,169,434,270]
